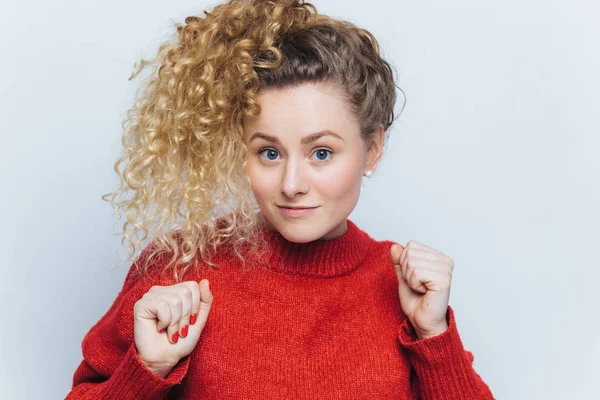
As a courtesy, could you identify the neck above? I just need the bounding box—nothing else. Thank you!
[249,217,375,278]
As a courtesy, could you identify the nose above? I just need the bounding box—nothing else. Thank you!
[281,156,310,198]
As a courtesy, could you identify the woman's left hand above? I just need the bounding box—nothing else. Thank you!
[390,240,454,339]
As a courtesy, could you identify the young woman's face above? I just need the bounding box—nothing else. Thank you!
[243,80,383,243]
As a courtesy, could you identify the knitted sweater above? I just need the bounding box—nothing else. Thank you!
[67,219,494,399]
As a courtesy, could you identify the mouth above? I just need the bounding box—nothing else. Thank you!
[277,205,319,217]
[277,205,318,210]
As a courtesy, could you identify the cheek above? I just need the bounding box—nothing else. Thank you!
[317,162,362,199]
[247,166,275,201]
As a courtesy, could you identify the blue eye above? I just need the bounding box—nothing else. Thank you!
[258,148,333,162]
[312,148,332,161]
[259,148,280,161]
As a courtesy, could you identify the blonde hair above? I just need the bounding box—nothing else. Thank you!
[102,0,401,281]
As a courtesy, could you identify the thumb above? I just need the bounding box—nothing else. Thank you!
[197,279,214,325]
[390,243,404,281]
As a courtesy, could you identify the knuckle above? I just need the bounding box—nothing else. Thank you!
[142,293,155,301]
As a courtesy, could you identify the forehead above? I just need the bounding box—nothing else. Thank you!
[243,81,360,141]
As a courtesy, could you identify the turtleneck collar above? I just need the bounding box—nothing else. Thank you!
[250,218,375,278]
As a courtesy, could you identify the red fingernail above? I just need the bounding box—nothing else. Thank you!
[172,332,179,343]
[190,314,197,325]
[159,327,166,333]
[181,325,189,337]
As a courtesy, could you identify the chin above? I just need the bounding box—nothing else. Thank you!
[275,221,322,243]
[263,213,325,244]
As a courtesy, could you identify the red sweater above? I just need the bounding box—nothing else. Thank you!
[67,219,494,399]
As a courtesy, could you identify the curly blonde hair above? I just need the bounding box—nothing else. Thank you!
[102,0,401,281]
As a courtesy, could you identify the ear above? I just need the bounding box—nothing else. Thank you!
[365,124,385,172]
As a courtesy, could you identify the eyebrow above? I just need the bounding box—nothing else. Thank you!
[249,130,344,145]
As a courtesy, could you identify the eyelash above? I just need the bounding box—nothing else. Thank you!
[258,147,333,163]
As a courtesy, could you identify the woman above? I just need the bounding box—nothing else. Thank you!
[67,0,494,398]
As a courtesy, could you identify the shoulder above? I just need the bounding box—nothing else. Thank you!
[364,237,404,262]
[356,237,406,289]
[347,219,405,266]
[121,238,188,293]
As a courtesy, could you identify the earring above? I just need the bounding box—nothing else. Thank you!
[365,170,373,178]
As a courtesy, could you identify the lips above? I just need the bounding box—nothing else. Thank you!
[277,205,319,217]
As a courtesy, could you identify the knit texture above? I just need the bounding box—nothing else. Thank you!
[67,219,494,399]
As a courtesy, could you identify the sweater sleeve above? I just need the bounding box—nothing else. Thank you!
[66,246,192,399]
[398,306,495,400]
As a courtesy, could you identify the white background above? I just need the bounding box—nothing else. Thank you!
[1,0,598,398]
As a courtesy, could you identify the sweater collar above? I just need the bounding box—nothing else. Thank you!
[251,218,375,278]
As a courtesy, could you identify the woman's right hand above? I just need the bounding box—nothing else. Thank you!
[133,279,213,378]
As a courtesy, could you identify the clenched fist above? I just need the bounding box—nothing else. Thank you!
[391,241,453,340]
[133,279,213,378]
